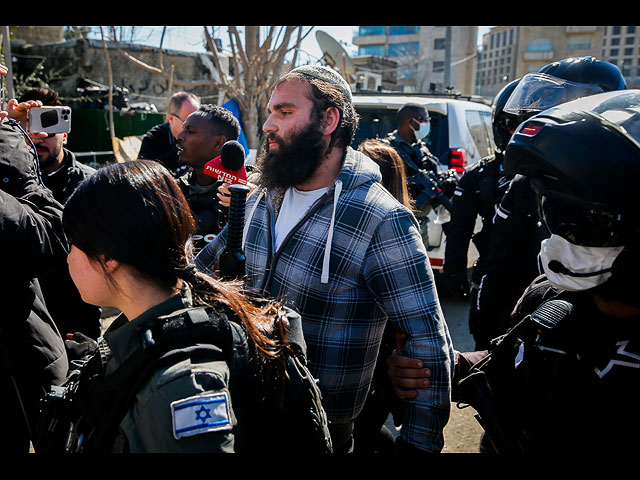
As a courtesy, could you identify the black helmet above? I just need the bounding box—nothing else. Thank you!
[504,89,640,247]
[492,78,521,152]
[503,56,627,124]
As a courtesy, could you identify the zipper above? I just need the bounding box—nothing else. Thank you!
[258,185,337,295]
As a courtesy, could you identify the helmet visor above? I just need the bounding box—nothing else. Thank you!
[539,196,627,247]
[504,73,605,116]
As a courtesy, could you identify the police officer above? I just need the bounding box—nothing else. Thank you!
[461,88,640,454]
[383,102,451,253]
[442,79,520,350]
[474,56,628,345]
[387,57,630,406]
[50,160,328,453]
[384,103,440,174]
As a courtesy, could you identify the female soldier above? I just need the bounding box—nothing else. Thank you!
[59,159,316,453]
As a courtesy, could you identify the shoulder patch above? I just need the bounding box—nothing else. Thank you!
[171,391,232,439]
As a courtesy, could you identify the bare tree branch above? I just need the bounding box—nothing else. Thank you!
[103,26,309,149]
[107,27,225,90]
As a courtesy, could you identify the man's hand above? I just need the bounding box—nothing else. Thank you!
[387,332,431,399]
[217,182,231,208]
[3,98,46,133]
[217,181,258,208]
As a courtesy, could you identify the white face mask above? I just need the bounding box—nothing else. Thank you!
[539,234,625,292]
[412,121,430,142]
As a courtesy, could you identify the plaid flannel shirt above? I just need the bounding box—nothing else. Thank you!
[195,147,455,452]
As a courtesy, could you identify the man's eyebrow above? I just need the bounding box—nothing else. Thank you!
[270,101,298,112]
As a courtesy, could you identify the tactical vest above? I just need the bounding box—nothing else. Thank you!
[455,280,640,454]
[35,303,332,454]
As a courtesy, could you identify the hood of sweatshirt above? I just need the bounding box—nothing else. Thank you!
[245,147,383,284]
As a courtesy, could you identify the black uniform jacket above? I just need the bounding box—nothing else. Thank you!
[0,120,68,388]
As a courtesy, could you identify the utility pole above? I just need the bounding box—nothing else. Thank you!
[1,26,15,100]
[444,26,452,91]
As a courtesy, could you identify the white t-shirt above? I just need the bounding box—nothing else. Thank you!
[274,186,328,251]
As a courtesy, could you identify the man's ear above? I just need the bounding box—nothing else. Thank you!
[321,106,340,136]
[213,135,227,151]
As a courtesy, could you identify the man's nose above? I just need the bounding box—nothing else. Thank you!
[262,114,276,134]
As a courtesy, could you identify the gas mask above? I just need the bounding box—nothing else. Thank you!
[539,234,624,292]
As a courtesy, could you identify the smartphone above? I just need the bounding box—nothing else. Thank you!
[29,106,72,134]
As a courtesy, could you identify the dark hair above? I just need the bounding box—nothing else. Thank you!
[18,87,62,106]
[197,104,241,141]
[397,103,427,125]
[358,139,414,210]
[63,160,284,357]
[275,72,359,153]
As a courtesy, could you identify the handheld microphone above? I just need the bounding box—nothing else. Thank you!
[204,140,247,185]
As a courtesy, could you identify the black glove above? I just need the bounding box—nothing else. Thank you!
[443,272,470,300]
[64,332,98,360]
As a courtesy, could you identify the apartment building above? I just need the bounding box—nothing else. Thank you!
[477,26,640,99]
[602,26,640,89]
[352,26,478,95]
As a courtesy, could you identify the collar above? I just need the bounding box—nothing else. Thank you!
[102,287,193,373]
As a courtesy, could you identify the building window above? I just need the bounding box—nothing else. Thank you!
[613,26,621,35]
[358,26,386,36]
[398,65,417,80]
[389,42,419,56]
[625,47,634,56]
[389,26,418,35]
[526,38,553,52]
[433,61,445,73]
[611,48,619,57]
[434,38,445,50]
[568,36,592,50]
[358,45,386,56]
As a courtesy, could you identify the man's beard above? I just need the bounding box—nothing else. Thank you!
[35,144,57,171]
[256,120,327,191]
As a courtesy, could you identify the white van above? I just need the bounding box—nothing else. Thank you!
[352,93,494,270]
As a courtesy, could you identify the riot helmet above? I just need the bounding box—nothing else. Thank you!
[492,78,521,152]
[503,57,627,124]
[504,90,640,297]
[505,89,640,245]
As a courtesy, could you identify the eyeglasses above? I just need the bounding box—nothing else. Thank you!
[169,113,186,124]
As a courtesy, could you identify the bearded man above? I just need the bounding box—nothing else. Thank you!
[195,65,455,454]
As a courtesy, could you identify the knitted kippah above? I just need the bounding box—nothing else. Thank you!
[289,64,352,102]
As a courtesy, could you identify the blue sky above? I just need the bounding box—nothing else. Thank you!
[97,26,491,63]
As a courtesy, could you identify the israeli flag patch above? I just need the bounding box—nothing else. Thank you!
[171,391,232,439]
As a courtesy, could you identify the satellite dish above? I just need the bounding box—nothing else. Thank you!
[316,30,355,81]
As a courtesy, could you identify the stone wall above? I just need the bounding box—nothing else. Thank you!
[11,37,226,111]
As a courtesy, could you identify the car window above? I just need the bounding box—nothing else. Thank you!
[352,108,397,148]
[465,110,494,159]
[423,111,448,164]
[352,107,449,165]
[481,111,497,152]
